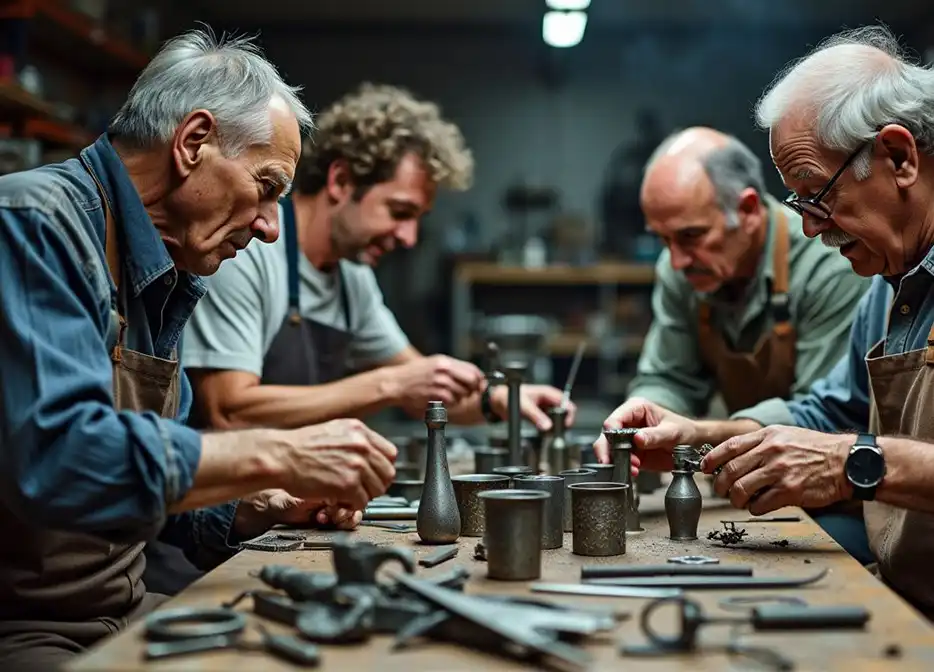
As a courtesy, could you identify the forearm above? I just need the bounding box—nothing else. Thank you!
[861,436,934,515]
[213,369,399,430]
[693,418,764,446]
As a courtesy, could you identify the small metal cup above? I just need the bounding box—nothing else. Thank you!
[451,474,510,537]
[492,465,536,485]
[581,463,614,482]
[474,447,510,474]
[558,468,597,532]
[514,475,565,549]
[479,489,550,580]
[570,482,628,557]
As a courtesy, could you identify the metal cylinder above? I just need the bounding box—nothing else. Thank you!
[545,407,569,475]
[479,489,549,580]
[474,447,510,474]
[514,475,565,549]
[569,482,628,557]
[581,463,614,482]
[604,428,644,533]
[451,474,510,537]
[558,468,597,532]
[502,362,527,466]
[492,465,535,486]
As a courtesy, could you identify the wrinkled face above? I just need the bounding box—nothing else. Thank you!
[770,117,925,277]
[327,153,435,266]
[642,169,761,293]
[168,98,302,275]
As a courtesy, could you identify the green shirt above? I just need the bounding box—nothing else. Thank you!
[627,197,872,418]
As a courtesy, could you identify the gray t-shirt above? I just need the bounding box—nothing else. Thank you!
[181,205,410,377]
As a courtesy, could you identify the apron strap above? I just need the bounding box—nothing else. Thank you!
[281,196,302,325]
[926,321,934,365]
[337,262,352,332]
[769,208,793,336]
[79,155,127,360]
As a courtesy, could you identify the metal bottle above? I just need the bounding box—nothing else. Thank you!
[665,445,703,541]
[603,428,643,532]
[545,406,569,475]
[416,401,461,544]
[502,361,527,466]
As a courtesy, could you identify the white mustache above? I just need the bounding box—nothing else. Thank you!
[820,228,858,248]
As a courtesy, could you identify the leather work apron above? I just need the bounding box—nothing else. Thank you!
[697,210,796,415]
[0,159,176,668]
[144,196,355,596]
[260,195,354,386]
[864,319,934,619]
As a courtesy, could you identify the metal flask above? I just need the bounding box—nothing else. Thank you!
[665,445,703,541]
[416,401,461,544]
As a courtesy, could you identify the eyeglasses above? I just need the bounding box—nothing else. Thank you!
[782,139,874,220]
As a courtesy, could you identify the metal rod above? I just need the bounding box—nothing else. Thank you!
[529,583,682,600]
[561,340,587,409]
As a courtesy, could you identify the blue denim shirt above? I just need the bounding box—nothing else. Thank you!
[735,246,934,432]
[0,134,243,568]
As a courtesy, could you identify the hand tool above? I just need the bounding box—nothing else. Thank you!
[722,516,803,523]
[240,532,334,552]
[668,555,719,565]
[418,546,458,568]
[582,564,753,579]
[529,583,682,600]
[143,607,320,666]
[360,521,415,532]
[560,339,586,409]
[584,567,829,589]
[363,506,418,520]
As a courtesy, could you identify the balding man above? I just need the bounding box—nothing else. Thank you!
[594,127,872,560]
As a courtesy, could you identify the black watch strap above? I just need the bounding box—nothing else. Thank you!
[481,383,503,424]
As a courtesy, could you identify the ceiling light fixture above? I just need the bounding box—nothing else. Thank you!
[545,0,591,9]
[542,10,588,48]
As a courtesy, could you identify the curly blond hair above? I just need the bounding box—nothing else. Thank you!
[296,83,474,197]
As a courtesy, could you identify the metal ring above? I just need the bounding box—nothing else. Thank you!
[144,607,247,641]
[668,555,719,565]
[718,595,808,612]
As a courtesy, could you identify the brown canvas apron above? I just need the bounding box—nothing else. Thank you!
[697,210,796,415]
[0,162,177,668]
[864,319,934,619]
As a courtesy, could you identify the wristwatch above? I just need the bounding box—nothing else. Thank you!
[845,432,886,501]
[480,381,503,424]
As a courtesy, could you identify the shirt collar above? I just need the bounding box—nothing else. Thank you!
[79,134,205,298]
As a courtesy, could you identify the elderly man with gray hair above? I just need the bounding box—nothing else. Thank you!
[0,27,397,667]
[593,126,871,560]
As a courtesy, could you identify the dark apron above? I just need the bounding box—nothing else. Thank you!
[0,159,174,669]
[143,197,355,596]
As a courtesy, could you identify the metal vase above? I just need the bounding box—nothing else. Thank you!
[581,463,615,482]
[515,475,565,549]
[558,468,597,532]
[604,428,644,533]
[569,482,628,557]
[665,445,703,541]
[474,447,509,474]
[479,489,549,580]
[451,474,510,537]
[492,465,535,486]
[416,402,461,544]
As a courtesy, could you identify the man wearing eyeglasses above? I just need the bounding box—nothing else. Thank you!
[593,125,872,561]
[615,25,934,616]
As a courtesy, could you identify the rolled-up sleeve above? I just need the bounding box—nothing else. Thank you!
[0,207,202,539]
[733,285,879,433]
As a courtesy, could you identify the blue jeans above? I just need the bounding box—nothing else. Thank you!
[809,510,874,565]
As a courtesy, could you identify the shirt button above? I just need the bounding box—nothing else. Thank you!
[900,304,911,315]
[164,276,174,286]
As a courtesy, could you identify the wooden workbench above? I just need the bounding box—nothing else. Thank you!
[70,493,934,671]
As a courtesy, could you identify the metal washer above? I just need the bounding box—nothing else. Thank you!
[667,555,719,565]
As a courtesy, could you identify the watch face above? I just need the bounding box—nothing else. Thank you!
[847,447,885,487]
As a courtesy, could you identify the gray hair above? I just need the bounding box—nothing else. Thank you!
[755,24,934,180]
[109,26,313,156]
[645,131,766,229]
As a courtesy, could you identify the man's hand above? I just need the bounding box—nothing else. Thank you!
[281,419,398,512]
[593,397,698,473]
[233,490,362,539]
[488,384,577,431]
[701,425,853,515]
[389,355,485,415]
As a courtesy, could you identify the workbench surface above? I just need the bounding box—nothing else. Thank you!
[69,493,934,671]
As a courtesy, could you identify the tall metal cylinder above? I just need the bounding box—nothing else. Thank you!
[479,489,549,580]
[502,361,527,466]
[515,475,565,549]
[603,428,644,533]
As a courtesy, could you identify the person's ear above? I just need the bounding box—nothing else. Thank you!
[171,110,217,178]
[325,160,354,204]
